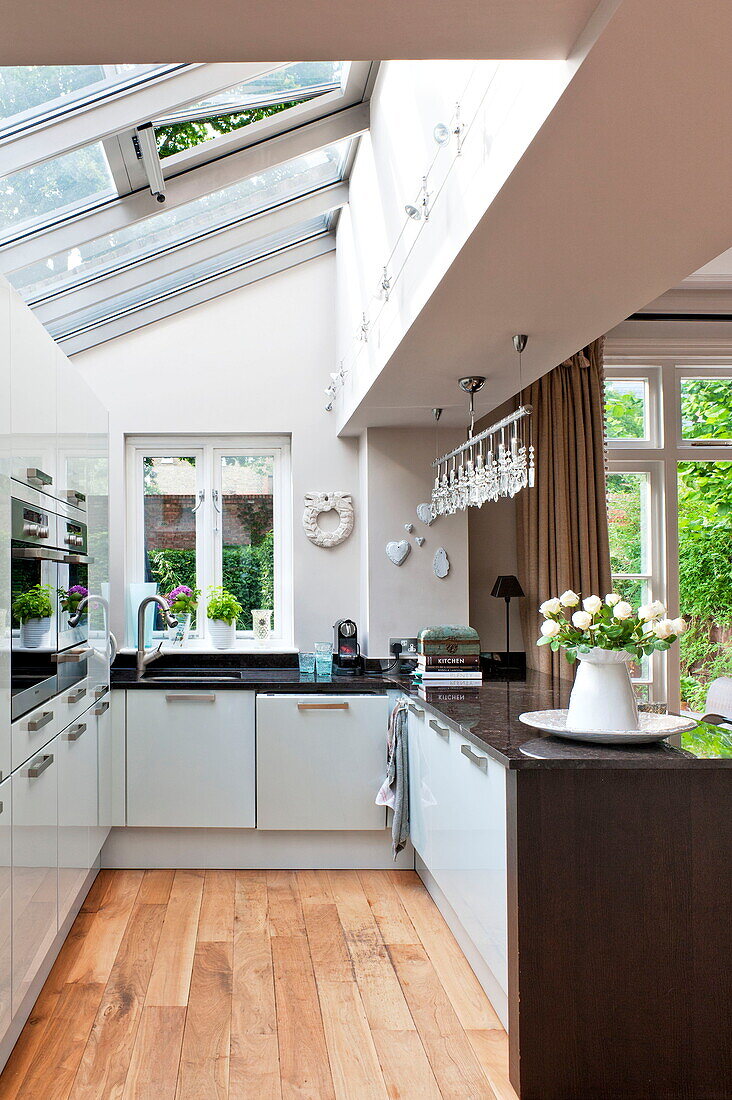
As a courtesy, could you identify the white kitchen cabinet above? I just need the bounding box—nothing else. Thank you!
[12,739,58,1014]
[0,779,11,1043]
[406,702,508,999]
[126,690,256,827]
[91,693,113,859]
[256,694,388,830]
[11,699,61,781]
[57,713,97,927]
[9,288,57,493]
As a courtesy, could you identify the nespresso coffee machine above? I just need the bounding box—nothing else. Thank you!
[333,618,364,674]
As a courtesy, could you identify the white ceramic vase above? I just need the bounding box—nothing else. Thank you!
[21,616,51,649]
[208,618,235,650]
[566,647,639,732]
[251,609,273,647]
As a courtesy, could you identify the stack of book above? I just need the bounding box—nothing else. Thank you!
[412,627,482,697]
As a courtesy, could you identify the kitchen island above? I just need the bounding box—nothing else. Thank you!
[110,658,732,1099]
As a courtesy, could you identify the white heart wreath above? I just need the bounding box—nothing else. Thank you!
[302,492,355,548]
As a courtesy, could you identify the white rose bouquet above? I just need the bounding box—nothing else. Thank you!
[537,590,686,665]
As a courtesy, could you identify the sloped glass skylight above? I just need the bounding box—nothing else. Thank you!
[0,65,176,137]
[48,214,330,340]
[12,141,348,302]
[154,62,347,160]
[0,142,116,243]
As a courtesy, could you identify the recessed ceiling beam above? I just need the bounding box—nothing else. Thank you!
[0,103,368,274]
[0,62,286,178]
[32,180,348,325]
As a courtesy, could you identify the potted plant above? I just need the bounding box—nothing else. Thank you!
[59,584,88,617]
[206,586,243,650]
[165,585,199,645]
[537,591,687,732]
[13,583,54,649]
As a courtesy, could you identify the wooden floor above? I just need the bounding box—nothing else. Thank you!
[0,869,516,1099]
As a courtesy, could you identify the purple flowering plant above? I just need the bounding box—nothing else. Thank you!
[166,585,200,615]
[59,584,88,613]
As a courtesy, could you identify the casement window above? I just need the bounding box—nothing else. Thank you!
[604,360,732,713]
[126,436,292,646]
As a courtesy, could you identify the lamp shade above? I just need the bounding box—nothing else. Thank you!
[491,575,524,599]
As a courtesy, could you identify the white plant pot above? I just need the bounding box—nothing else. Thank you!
[208,618,235,650]
[566,648,639,732]
[21,617,51,649]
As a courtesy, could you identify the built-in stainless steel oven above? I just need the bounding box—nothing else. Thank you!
[11,498,92,720]
[57,514,90,652]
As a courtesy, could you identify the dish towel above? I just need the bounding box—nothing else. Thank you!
[376,698,410,859]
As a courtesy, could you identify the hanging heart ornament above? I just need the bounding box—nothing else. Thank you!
[386,540,411,566]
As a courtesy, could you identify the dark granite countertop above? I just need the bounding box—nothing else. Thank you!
[111,657,731,770]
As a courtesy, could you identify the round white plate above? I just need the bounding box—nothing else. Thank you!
[518,709,697,745]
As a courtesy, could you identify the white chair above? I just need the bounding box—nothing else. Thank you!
[700,676,732,727]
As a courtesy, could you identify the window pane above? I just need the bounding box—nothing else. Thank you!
[143,457,198,629]
[154,62,347,159]
[680,377,732,440]
[47,215,330,339]
[607,472,650,575]
[678,460,732,711]
[604,378,647,440]
[0,143,115,242]
[13,145,346,302]
[0,65,168,135]
[611,577,648,607]
[220,456,274,632]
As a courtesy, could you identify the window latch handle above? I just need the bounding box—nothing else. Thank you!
[191,490,205,514]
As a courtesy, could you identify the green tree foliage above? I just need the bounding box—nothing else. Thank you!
[156,101,301,159]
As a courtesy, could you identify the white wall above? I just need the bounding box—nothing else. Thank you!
[73,255,471,654]
[361,427,469,655]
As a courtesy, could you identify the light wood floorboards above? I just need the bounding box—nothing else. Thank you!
[0,869,516,1099]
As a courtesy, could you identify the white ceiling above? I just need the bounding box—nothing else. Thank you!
[342,0,732,430]
[0,0,602,64]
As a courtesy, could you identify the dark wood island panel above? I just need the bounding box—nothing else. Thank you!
[507,767,732,1100]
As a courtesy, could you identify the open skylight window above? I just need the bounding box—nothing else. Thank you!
[154,62,348,160]
[11,141,349,302]
[0,65,179,138]
[0,142,115,243]
[47,214,331,341]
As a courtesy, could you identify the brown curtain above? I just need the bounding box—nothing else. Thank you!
[517,338,611,680]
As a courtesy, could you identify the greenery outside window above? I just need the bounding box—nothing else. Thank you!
[127,437,292,646]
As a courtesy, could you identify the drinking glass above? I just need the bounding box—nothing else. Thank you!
[314,642,333,678]
[298,651,315,675]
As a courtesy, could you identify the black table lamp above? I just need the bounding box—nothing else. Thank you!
[491,575,525,666]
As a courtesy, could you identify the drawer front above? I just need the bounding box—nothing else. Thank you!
[56,676,91,728]
[12,737,58,1014]
[91,692,113,858]
[12,699,61,773]
[0,779,11,1042]
[58,714,97,928]
[127,690,255,828]
[256,695,388,830]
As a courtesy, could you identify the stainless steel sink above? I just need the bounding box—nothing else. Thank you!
[142,671,242,682]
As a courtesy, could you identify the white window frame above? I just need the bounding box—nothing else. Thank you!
[605,356,732,708]
[126,435,293,649]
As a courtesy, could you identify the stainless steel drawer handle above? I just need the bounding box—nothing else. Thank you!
[52,647,91,664]
[62,553,94,565]
[94,700,110,715]
[94,685,107,700]
[429,719,449,739]
[64,722,86,741]
[67,687,86,704]
[0,801,4,814]
[461,744,488,771]
[13,547,64,561]
[28,711,53,732]
[28,754,54,778]
[297,701,350,710]
[26,467,52,487]
[66,489,86,507]
[165,693,216,702]
[408,704,425,717]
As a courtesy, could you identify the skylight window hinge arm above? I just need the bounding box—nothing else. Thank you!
[133,123,166,204]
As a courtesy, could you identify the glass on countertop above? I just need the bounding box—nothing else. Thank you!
[314,642,333,679]
[298,651,315,675]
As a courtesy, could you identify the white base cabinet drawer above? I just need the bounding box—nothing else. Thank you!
[126,690,255,827]
[12,740,58,1015]
[256,694,388,830]
[91,693,113,858]
[12,701,61,774]
[58,715,97,928]
[0,779,11,1041]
